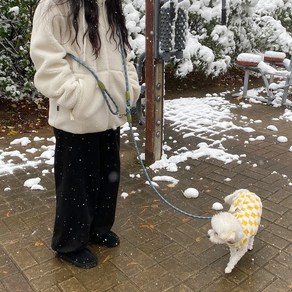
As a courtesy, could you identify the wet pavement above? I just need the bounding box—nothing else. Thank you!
[0,93,291,291]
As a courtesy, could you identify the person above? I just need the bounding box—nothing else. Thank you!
[30,0,140,269]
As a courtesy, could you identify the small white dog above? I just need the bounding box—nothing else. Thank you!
[208,189,262,273]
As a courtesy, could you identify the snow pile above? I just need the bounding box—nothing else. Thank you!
[257,62,278,74]
[24,177,45,190]
[164,96,240,141]
[121,192,129,199]
[279,109,292,121]
[264,51,286,59]
[147,96,262,172]
[277,136,288,143]
[8,6,19,15]
[10,137,31,147]
[237,53,263,63]
[183,188,199,198]
[150,142,240,172]
[212,202,224,210]
[152,176,179,185]
[264,51,286,62]
[267,125,278,131]
[0,137,55,177]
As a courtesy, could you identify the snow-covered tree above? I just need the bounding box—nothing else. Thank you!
[1,0,292,100]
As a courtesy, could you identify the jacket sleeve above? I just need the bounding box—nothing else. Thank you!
[127,58,141,107]
[30,1,80,110]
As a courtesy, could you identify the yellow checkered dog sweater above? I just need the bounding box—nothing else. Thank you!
[230,191,262,248]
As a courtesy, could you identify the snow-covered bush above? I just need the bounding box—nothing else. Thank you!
[1,0,292,101]
[126,0,292,78]
[0,0,36,100]
[179,0,236,76]
[186,0,292,76]
[252,0,292,52]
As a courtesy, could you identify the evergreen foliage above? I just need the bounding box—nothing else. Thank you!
[0,0,37,100]
[1,0,292,100]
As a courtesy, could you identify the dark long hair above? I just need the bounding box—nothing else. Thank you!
[58,0,130,56]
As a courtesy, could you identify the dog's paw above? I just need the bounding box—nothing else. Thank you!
[225,267,232,273]
[248,246,253,251]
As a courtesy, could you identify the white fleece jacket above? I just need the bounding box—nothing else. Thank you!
[30,0,140,134]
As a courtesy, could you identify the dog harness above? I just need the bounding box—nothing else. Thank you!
[230,192,262,248]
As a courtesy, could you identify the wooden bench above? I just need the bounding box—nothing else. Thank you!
[235,52,292,105]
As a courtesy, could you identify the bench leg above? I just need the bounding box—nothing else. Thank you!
[261,74,274,104]
[281,77,291,105]
[243,70,250,98]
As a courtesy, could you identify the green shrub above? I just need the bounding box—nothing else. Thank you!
[1,0,292,101]
[0,0,37,100]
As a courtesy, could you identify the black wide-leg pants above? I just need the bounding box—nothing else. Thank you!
[51,127,120,253]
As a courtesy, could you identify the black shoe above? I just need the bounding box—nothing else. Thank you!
[56,248,97,269]
[92,231,120,248]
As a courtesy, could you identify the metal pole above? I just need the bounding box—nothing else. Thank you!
[222,0,227,25]
[154,60,164,160]
[145,0,163,164]
[145,0,156,164]
[154,0,163,163]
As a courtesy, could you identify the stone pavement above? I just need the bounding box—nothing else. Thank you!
[0,96,291,292]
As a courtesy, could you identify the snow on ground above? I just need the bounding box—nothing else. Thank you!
[212,202,224,210]
[1,86,292,210]
[183,188,199,198]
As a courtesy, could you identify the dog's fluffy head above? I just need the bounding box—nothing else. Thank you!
[208,212,244,246]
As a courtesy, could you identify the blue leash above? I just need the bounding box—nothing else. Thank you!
[67,53,120,116]
[67,34,211,220]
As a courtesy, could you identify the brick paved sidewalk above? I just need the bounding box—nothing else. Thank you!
[0,97,291,291]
